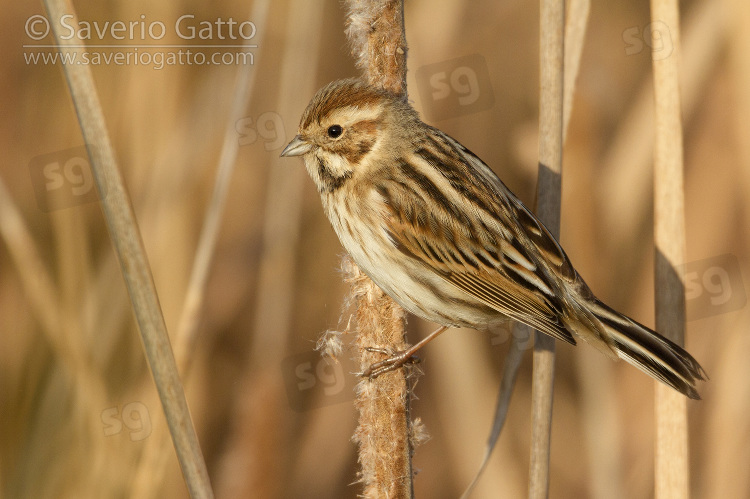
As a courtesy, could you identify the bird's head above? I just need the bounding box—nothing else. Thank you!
[281,78,414,193]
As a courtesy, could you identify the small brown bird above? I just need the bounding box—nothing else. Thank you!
[282,78,706,399]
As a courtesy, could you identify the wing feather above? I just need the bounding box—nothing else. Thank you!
[378,128,615,349]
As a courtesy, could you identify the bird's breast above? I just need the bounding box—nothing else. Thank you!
[319,188,500,329]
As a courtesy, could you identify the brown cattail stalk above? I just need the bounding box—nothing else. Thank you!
[343,1,413,497]
[529,0,565,496]
[650,0,689,497]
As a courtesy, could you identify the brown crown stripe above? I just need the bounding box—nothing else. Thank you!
[300,79,385,129]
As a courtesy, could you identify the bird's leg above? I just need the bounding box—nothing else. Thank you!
[360,325,449,378]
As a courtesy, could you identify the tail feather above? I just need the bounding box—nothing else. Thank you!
[589,299,707,400]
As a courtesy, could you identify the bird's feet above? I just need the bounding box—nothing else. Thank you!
[359,347,420,378]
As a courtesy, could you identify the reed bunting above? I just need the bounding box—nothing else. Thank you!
[281,78,706,399]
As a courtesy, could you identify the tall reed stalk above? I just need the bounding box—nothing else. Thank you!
[528,0,565,496]
[650,0,690,497]
[41,0,212,496]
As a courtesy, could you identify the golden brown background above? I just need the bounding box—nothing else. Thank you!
[2,0,748,497]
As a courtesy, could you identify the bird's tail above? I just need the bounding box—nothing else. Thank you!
[585,299,707,399]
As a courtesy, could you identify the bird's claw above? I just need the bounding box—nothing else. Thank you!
[360,347,420,378]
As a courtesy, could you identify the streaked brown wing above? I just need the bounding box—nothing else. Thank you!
[435,132,579,285]
[382,181,576,345]
[390,129,616,353]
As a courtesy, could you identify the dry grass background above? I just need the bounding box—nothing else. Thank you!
[2,0,749,497]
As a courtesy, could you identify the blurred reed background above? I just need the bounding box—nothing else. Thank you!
[2,0,748,497]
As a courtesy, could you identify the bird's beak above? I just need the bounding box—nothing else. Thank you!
[280,135,312,157]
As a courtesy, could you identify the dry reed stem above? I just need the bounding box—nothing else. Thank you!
[0,176,111,421]
[173,8,265,373]
[589,3,722,496]
[249,0,324,369]
[212,1,326,496]
[562,1,625,496]
[601,1,725,267]
[560,3,626,496]
[344,1,412,496]
[461,325,525,498]
[562,0,590,142]
[41,0,212,497]
[726,0,750,197]
[128,2,271,496]
[465,3,590,495]
[529,0,565,496]
[650,0,689,497]
[0,178,70,370]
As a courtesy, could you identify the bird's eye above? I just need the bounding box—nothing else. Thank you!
[327,125,343,138]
